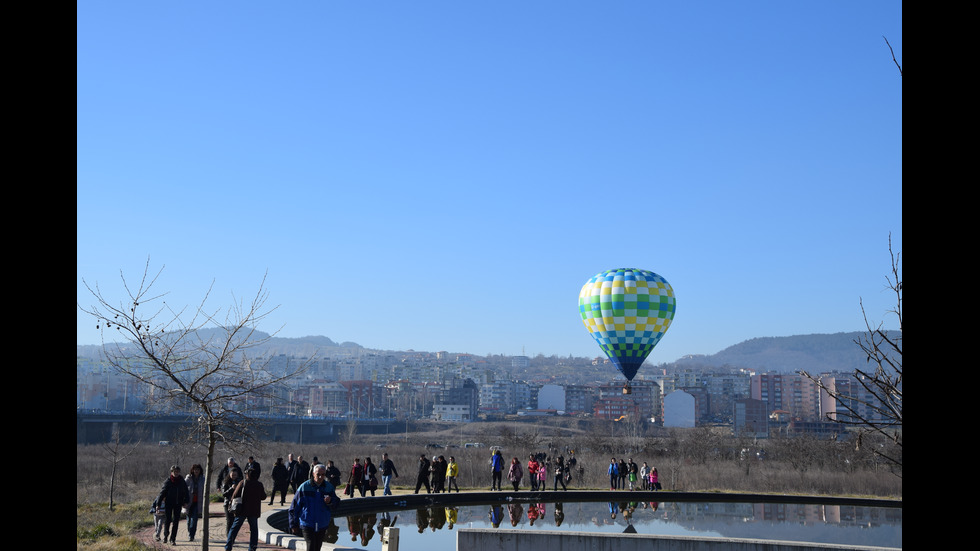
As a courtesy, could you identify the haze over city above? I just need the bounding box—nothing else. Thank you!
[77,2,902,363]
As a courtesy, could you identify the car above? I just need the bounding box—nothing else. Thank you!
[424,443,444,449]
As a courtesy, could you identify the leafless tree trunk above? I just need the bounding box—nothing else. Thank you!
[102,426,141,511]
[802,236,901,473]
[79,260,311,550]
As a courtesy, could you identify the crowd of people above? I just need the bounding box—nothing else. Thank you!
[606,457,662,491]
[153,449,661,550]
[411,454,462,494]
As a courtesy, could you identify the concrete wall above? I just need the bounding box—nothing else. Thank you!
[456,529,900,551]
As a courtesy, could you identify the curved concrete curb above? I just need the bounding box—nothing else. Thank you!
[257,508,303,550]
[256,490,902,550]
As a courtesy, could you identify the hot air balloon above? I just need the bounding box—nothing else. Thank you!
[579,268,676,394]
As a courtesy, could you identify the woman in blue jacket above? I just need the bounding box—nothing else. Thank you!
[608,458,619,490]
[289,464,341,551]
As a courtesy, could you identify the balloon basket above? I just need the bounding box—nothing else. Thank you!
[622,383,632,395]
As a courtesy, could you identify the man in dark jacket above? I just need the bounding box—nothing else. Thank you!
[245,456,261,479]
[158,465,190,545]
[414,454,431,494]
[269,457,290,505]
[216,457,244,491]
[325,460,342,488]
[286,454,299,493]
[380,453,399,496]
[291,455,311,493]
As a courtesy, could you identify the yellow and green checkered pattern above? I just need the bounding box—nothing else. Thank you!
[579,268,676,381]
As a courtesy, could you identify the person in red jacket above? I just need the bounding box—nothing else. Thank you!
[526,455,540,491]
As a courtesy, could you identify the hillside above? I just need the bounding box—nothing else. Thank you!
[667,331,900,373]
[78,330,900,375]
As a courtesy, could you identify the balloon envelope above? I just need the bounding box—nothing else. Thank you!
[578,268,676,382]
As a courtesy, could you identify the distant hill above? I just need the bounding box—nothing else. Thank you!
[78,330,900,375]
[667,331,900,374]
[75,329,364,360]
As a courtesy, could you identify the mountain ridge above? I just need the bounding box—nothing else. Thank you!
[77,330,899,374]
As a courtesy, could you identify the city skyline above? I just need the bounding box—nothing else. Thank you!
[77,2,902,363]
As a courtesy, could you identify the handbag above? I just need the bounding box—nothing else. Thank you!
[230,481,244,516]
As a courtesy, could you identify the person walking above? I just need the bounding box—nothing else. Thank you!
[347,458,365,498]
[414,454,432,494]
[446,456,460,493]
[184,464,206,542]
[286,454,299,494]
[527,455,540,491]
[650,466,661,490]
[618,458,628,490]
[221,469,244,537]
[490,450,504,491]
[216,457,243,492]
[325,460,342,488]
[270,457,290,505]
[507,457,523,491]
[157,465,190,545]
[627,458,638,490]
[553,456,567,491]
[431,456,446,493]
[292,456,311,494]
[225,467,267,551]
[380,453,399,496]
[608,458,619,490]
[364,457,379,496]
[289,464,341,551]
[538,457,548,490]
[245,456,262,480]
[639,462,651,491]
[150,496,166,542]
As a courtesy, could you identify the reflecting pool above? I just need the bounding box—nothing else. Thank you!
[331,498,901,549]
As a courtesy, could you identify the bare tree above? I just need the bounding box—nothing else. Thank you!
[102,426,141,511]
[802,237,902,473]
[79,260,311,550]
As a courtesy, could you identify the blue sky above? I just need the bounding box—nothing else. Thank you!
[77,2,902,363]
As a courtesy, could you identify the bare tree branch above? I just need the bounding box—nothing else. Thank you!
[79,260,312,551]
[883,36,902,77]
[801,235,901,474]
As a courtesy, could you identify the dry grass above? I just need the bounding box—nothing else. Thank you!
[77,422,900,547]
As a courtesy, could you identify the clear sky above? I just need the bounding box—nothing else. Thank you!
[77,2,902,363]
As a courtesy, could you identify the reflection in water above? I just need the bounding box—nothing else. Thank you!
[338,500,901,550]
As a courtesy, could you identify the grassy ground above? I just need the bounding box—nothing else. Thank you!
[77,422,901,549]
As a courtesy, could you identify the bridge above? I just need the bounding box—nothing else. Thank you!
[75,410,405,444]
